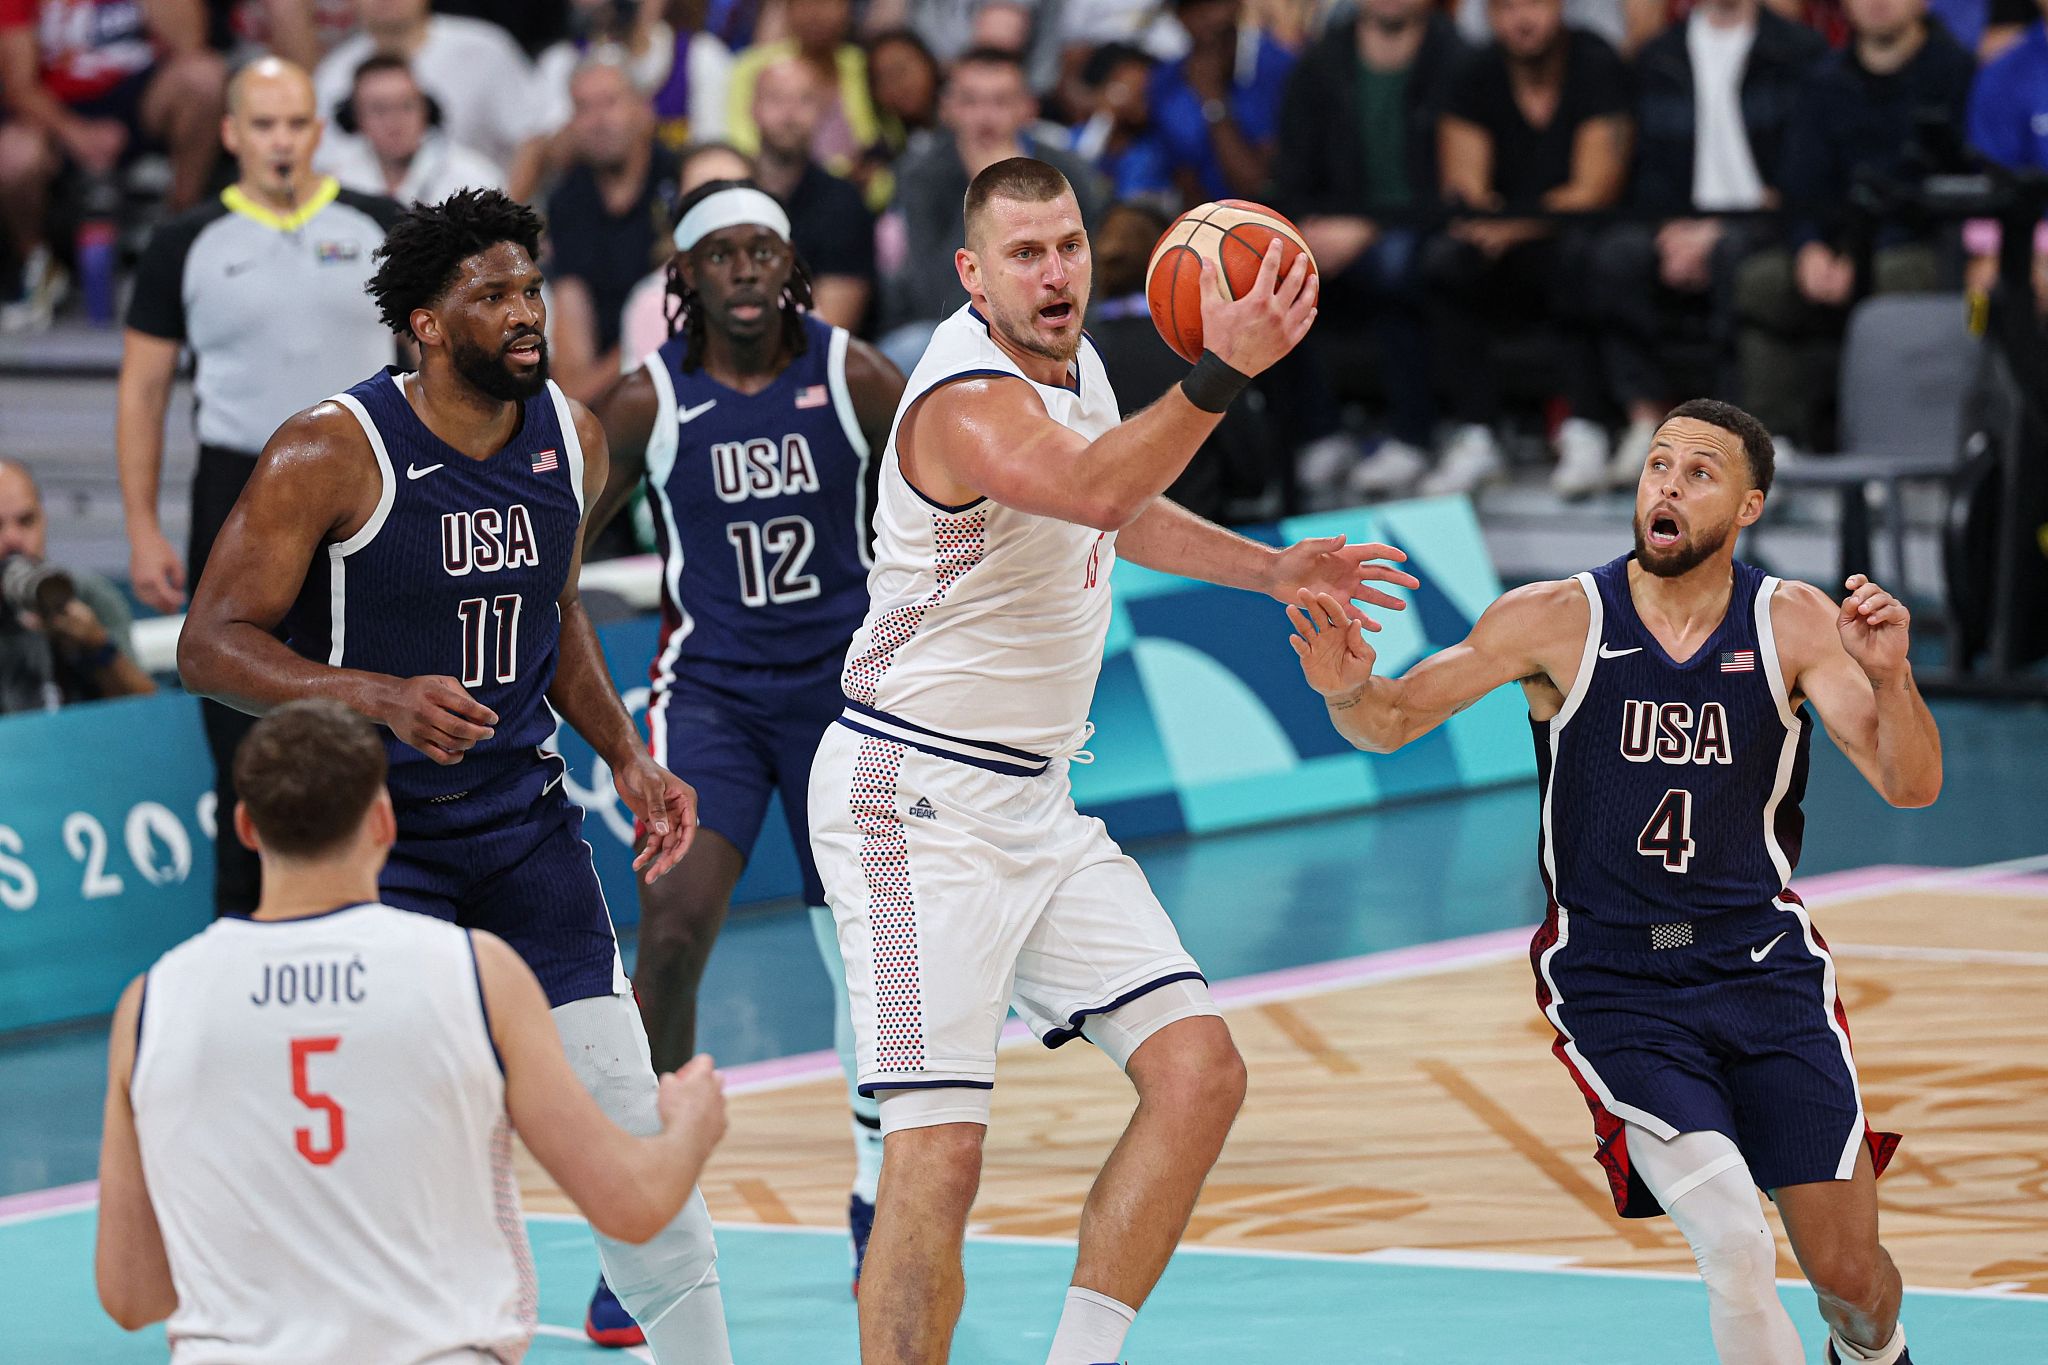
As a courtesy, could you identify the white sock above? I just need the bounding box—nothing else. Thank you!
[1046,1286,1135,1365]
[811,905,882,1203]
[1832,1326,1906,1365]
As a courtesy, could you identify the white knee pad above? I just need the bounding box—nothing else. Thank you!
[1080,978,1221,1072]
[553,995,729,1360]
[876,1084,992,1136]
[1629,1126,1781,1318]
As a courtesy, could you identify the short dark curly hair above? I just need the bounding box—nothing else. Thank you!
[366,188,545,339]
[1664,397,1776,497]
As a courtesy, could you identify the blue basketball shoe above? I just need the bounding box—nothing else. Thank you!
[585,1274,644,1348]
[849,1193,876,1297]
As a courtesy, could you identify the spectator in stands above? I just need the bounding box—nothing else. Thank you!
[875,46,1107,368]
[1964,1,2048,309]
[865,26,942,173]
[617,139,755,365]
[532,0,734,157]
[1270,0,1468,499]
[1421,0,1632,498]
[1150,0,1297,204]
[1735,0,1974,447]
[546,51,683,401]
[0,0,227,328]
[117,56,397,911]
[868,27,941,139]
[319,54,503,203]
[313,0,541,175]
[223,0,358,69]
[1067,42,1175,204]
[0,459,154,714]
[1084,200,1273,517]
[1587,0,1822,484]
[749,56,876,329]
[725,0,884,204]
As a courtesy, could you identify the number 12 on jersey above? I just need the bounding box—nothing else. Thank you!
[1637,788,1696,873]
[727,516,820,607]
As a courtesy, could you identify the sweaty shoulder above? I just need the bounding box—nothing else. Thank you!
[1481,577,1594,695]
[898,374,1053,507]
[256,401,381,538]
[1766,577,1840,669]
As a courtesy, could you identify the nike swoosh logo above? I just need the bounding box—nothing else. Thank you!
[1598,644,1643,658]
[406,462,444,480]
[677,398,718,424]
[1751,931,1788,963]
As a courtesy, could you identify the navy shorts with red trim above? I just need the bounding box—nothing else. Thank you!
[1532,897,1901,1218]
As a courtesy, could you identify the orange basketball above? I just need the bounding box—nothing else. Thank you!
[1145,199,1316,364]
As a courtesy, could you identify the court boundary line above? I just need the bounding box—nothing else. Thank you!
[5,856,2040,1226]
[518,1211,2048,1303]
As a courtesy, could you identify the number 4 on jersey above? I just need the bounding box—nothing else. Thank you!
[1637,788,1696,873]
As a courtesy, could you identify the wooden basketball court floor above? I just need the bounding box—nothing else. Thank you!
[7,858,2045,1362]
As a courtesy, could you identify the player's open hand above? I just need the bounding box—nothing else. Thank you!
[618,754,698,882]
[1196,241,1318,378]
[1268,534,1418,631]
[1288,589,1379,700]
[1838,574,1911,683]
[379,675,497,765]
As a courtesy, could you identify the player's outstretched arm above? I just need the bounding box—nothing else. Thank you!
[1116,497,1419,629]
[1290,580,1584,753]
[176,407,501,766]
[95,977,176,1331]
[551,402,699,880]
[906,244,1315,529]
[1776,576,1942,808]
[473,933,727,1244]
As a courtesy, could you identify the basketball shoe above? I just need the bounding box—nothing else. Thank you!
[585,1274,645,1348]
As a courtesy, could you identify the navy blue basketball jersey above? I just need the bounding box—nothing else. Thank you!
[285,368,585,827]
[638,314,873,680]
[1534,555,1814,926]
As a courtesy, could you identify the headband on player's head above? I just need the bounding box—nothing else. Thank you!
[672,187,792,253]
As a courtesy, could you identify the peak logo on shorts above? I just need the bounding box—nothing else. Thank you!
[908,797,938,821]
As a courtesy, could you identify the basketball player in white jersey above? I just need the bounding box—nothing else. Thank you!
[94,700,729,1363]
[808,156,1420,1364]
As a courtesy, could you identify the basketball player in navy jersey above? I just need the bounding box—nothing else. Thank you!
[178,189,733,1363]
[1288,398,1942,1365]
[588,179,906,1311]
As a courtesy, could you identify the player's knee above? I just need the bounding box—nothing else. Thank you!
[1133,1021,1246,1125]
[882,1121,984,1208]
[1804,1242,1887,1312]
[1689,1216,1780,1316]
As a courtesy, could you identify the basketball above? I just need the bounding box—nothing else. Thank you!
[1145,199,1317,364]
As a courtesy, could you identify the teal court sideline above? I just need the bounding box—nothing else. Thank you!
[1,697,2043,1361]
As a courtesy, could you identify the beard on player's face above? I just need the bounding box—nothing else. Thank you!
[1633,508,1732,578]
[985,275,1089,365]
[449,327,549,402]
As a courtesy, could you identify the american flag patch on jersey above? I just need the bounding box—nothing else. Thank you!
[795,384,828,409]
[531,448,559,473]
[1720,650,1756,673]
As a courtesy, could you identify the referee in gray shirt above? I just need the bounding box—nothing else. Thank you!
[117,56,401,917]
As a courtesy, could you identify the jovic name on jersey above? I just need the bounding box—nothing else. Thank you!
[1536,555,1815,926]
[284,369,587,834]
[639,313,876,678]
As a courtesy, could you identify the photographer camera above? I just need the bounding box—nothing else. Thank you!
[0,460,154,714]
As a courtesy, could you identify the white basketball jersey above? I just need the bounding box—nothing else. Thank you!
[130,904,535,1365]
[842,303,1123,756]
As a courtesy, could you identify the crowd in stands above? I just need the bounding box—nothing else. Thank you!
[4,0,2047,522]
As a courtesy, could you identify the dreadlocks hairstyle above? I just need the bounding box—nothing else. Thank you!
[366,188,546,339]
[663,179,815,373]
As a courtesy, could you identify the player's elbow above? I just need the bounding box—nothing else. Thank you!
[1885,771,1942,809]
[174,624,218,698]
[97,1273,170,1331]
[588,1199,666,1245]
[1078,492,1143,533]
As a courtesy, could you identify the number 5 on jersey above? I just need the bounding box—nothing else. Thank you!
[1638,788,1696,873]
[290,1036,346,1165]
